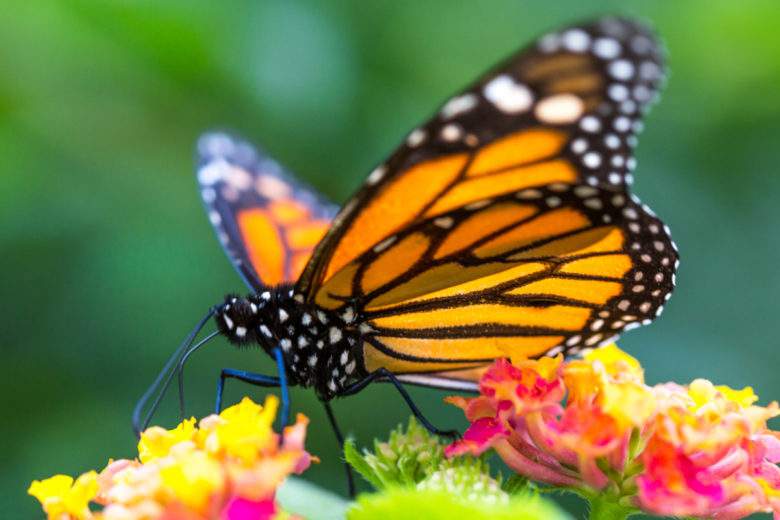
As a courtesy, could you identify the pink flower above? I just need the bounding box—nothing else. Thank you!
[446,345,780,519]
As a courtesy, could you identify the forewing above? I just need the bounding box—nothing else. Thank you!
[197,132,337,291]
[297,17,666,298]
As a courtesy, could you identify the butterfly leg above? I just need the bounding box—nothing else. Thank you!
[323,401,356,497]
[339,368,460,439]
[215,369,282,420]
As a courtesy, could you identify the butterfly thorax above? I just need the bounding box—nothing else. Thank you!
[214,286,365,399]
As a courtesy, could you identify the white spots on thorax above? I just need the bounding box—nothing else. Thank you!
[317,310,328,324]
[329,326,343,344]
[280,338,292,352]
[301,312,312,326]
[308,354,318,367]
[260,291,271,301]
[223,315,234,330]
[235,326,247,338]
[278,308,289,323]
[535,94,584,124]
[440,93,478,119]
[297,336,309,348]
[340,350,349,365]
[260,324,272,338]
[483,75,534,114]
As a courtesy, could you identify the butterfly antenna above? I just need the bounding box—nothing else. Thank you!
[132,307,217,437]
[176,330,220,420]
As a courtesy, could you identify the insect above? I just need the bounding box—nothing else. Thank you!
[134,16,678,494]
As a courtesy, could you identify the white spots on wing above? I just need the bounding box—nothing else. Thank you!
[582,151,602,169]
[465,199,491,210]
[608,83,629,102]
[483,75,534,114]
[545,196,561,208]
[434,216,454,229]
[201,188,216,204]
[570,137,588,154]
[373,235,397,253]
[609,59,635,81]
[260,325,272,338]
[367,165,386,185]
[341,307,355,324]
[440,123,463,142]
[562,29,591,52]
[535,94,584,124]
[580,116,601,133]
[537,32,561,53]
[440,93,478,119]
[593,37,621,59]
[574,185,598,197]
[584,198,603,210]
[255,174,292,200]
[406,128,426,147]
[516,188,543,199]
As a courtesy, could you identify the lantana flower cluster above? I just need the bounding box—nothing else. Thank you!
[446,345,780,519]
[29,396,313,520]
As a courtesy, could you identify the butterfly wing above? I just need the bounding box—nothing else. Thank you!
[197,132,337,292]
[294,17,677,386]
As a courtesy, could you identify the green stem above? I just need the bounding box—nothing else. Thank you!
[587,496,636,520]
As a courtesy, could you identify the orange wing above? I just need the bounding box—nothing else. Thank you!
[197,133,336,291]
[293,18,677,385]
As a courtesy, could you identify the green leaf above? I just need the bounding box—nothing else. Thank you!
[276,477,350,520]
[347,487,571,520]
[344,437,385,490]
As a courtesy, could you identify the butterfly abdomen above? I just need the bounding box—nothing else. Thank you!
[215,288,365,399]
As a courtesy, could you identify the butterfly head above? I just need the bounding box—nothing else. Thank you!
[214,293,268,347]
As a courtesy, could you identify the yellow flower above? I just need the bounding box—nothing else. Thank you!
[202,395,279,464]
[30,396,313,520]
[137,417,197,463]
[159,445,225,512]
[28,471,98,520]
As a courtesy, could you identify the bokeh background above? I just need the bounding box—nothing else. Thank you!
[3,1,780,518]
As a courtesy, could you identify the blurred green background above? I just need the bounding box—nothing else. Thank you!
[3,1,780,518]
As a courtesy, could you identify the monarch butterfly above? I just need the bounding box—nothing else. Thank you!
[134,16,677,493]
